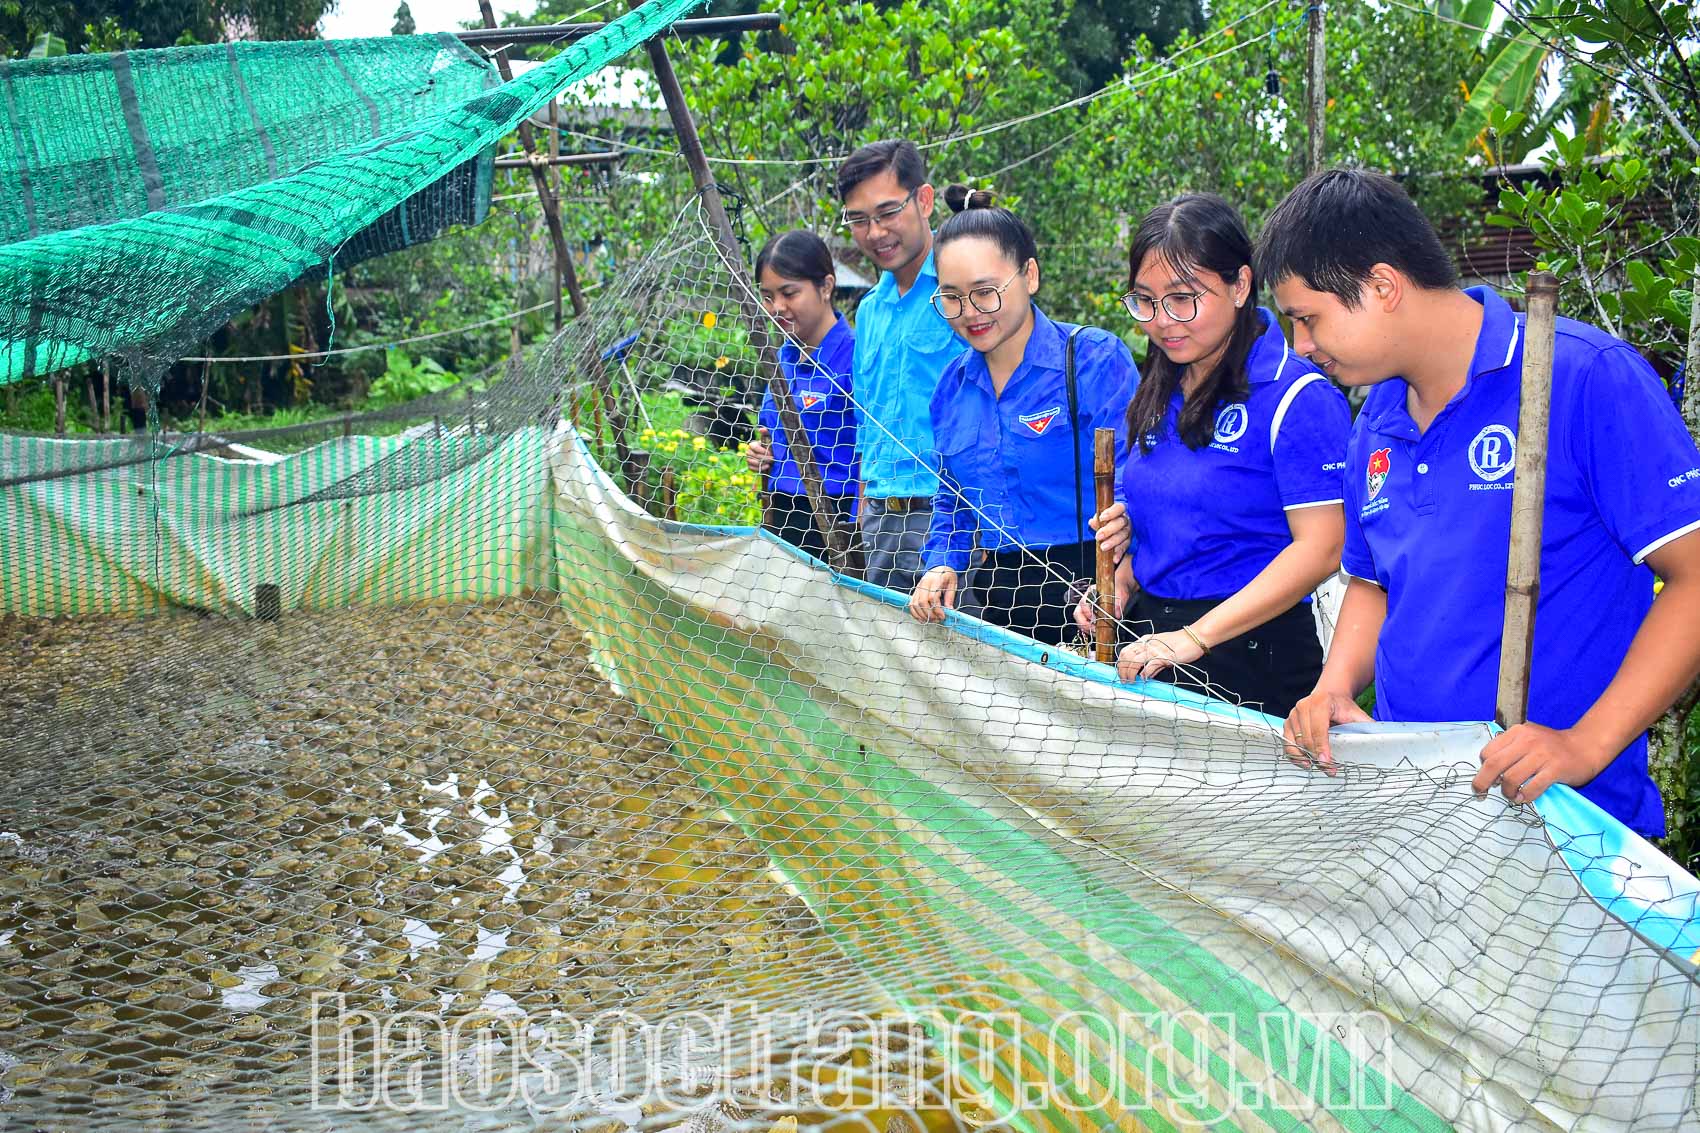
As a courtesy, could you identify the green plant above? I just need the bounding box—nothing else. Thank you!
[362,352,461,408]
[1487,108,1697,359]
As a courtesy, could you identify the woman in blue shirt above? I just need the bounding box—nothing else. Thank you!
[1082,193,1350,717]
[743,231,858,561]
[909,186,1136,645]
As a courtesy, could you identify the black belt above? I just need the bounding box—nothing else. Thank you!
[875,496,932,514]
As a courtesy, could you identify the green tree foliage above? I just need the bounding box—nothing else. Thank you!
[0,0,334,56]
[1030,0,1484,316]
[390,1,414,36]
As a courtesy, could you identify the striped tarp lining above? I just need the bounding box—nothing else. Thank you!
[545,429,1700,1133]
[0,429,551,615]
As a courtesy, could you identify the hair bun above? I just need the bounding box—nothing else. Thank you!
[943,183,998,213]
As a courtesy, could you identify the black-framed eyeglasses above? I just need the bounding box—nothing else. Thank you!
[930,265,1027,320]
[842,190,917,233]
[1121,289,1204,324]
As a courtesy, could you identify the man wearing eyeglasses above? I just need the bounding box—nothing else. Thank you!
[836,140,963,594]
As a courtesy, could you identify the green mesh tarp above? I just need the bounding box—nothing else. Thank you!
[0,0,704,385]
[0,34,496,246]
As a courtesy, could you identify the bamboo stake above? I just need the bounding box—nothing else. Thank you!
[476,0,587,327]
[661,467,678,522]
[1093,427,1117,663]
[1495,271,1559,727]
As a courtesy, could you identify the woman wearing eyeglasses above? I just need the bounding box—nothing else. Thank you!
[908,185,1136,645]
[1079,192,1349,717]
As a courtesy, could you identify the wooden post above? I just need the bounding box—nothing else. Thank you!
[476,0,587,326]
[1495,272,1559,727]
[254,583,281,621]
[1093,428,1117,663]
[624,449,652,511]
[1305,1,1326,174]
[756,424,773,529]
[99,360,111,433]
[644,34,850,567]
[661,468,678,521]
[52,376,65,434]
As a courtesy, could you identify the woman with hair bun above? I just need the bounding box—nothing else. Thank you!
[908,185,1136,646]
[744,229,859,560]
[1080,193,1349,717]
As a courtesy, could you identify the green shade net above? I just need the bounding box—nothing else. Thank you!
[0,0,704,385]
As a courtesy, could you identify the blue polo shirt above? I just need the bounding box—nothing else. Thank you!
[852,248,960,499]
[1120,307,1350,600]
[921,306,1137,572]
[1343,286,1700,837]
[757,313,858,497]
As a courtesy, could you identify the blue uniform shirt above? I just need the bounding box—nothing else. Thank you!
[1121,307,1350,600]
[852,248,960,499]
[921,306,1137,572]
[1343,286,1700,837]
[757,313,858,496]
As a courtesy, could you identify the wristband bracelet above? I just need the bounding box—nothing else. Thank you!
[1180,624,1211,655]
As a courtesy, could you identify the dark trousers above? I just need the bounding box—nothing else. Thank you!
[966,541,1097,647]
[1126,591,1323,718]
[764,492,854,562]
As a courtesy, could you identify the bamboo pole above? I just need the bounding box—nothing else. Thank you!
[1305,1,1326,174]
[493,152,618,169]
[1495,271,1559,727]
[476,0,587,328]
[455,13,779,47]
[644,35,849,567]
[1093,428,1117,663]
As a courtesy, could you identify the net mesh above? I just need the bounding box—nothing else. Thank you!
[0,0,702,385]
[3,190,1699,1133]
[3,8,1700,1124]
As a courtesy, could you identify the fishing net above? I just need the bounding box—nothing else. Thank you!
[4,185,1699,1133]
[2,9,1700,1131]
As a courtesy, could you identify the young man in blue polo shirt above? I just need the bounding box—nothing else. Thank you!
[837,140,964,593]
[1257,169,1700,838]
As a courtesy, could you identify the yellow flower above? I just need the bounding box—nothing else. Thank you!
[715,356,730,369]
[701,311,717,329]
[692,437,707,450]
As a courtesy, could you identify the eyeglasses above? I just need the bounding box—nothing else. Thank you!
[842,190,917,232]
[930,266,1027,320]
[1121,289,1204,324]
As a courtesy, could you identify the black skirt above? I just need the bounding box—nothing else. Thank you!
[966,540,1098,647]
[1125,590,1324,718]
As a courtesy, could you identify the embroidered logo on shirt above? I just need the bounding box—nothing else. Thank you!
[1019,406,1062,436]
[1213,403,1249,445]
[1468,424,1516,485]
[1366,447,1392,501]
[800,394,822,409]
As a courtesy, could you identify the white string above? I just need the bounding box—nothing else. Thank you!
[180,301,555,363]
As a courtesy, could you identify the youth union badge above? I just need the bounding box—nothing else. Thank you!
[1019,406,1062,436]
[1366,447,1392,501]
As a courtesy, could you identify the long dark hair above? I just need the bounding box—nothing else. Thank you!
[1125,194,1260,453]
[934,184,1040,276]
[754,230,835,286]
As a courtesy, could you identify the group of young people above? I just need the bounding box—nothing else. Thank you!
[740,139,1700,839]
